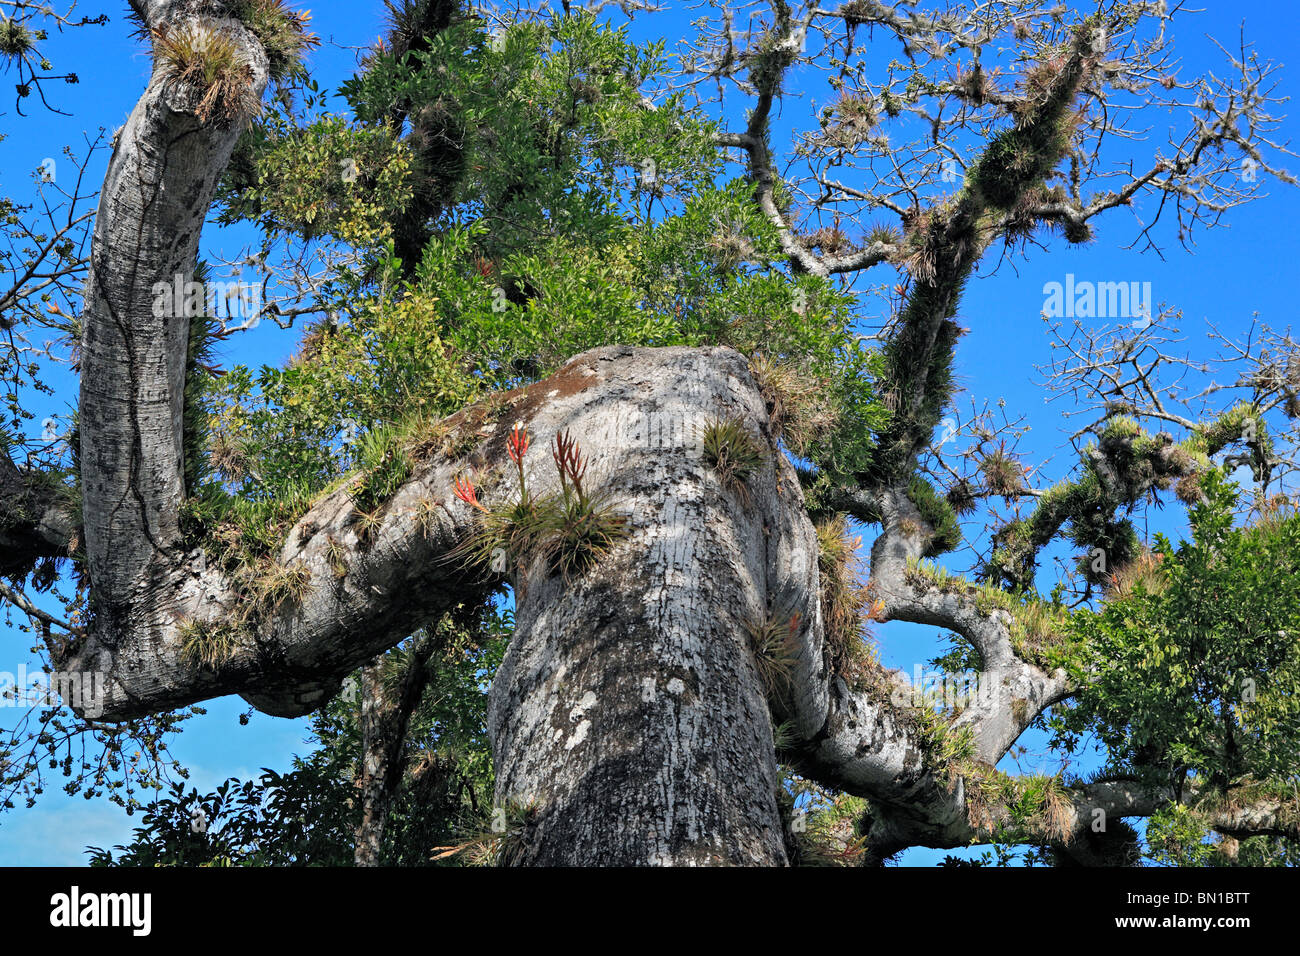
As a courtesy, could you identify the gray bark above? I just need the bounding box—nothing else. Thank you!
[79,0,269,635]
[354,661,389,867]
[487,346,806,865]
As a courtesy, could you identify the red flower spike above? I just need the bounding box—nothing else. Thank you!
[552,430,588,495]
[508,423,530,464]
[454,476,486,512]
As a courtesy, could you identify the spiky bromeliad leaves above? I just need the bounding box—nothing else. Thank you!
[746,610,803,700]
[450,425,628,586]
[701,414,766,506]
[152,21,261,126]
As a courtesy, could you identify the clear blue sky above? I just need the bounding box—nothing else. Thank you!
[1,0,1296,865]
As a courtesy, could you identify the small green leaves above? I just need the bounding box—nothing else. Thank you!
[217,115,413,244]
[1056,471,1300,788]
[905,475,961,557]
[352,424,413,515]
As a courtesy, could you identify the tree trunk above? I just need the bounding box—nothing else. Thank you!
[79,4,270,640]
[353,662,388,867]
[487,346,813,865]
[30,3,1296,866]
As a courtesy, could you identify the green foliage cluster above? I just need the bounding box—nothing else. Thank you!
[218,114,414,245]
[345,13,719,246]
[905,475,961,556]
[90,609,509,866]
[983,397,1279,597]
[1145,799,1300,867]
[779,773,871,866]
[1052,471,1300,789]
[196,12,885,553]
[229,0,317,84]
[701,414,766,504]
[352,423,414,514]
[911,704,977,768]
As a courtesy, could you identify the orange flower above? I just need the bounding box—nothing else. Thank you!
[453,476,486,512]
[507,423,530,464]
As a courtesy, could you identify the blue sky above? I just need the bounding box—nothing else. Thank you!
[1,0,1297,865]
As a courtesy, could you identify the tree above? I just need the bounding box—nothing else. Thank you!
[2,0,1298,866]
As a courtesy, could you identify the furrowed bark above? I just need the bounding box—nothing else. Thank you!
[79,0,269,637]
[353,661,389,866]
[487,346,816,865]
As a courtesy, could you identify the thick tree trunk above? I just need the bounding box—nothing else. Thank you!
[487,346,815,865]
[54,6,1261,865]
[79,1,269,641]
